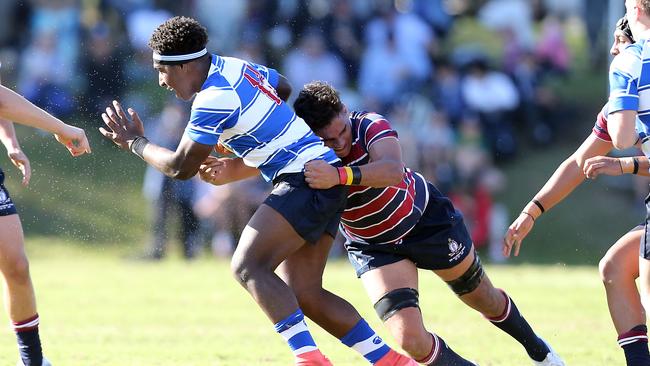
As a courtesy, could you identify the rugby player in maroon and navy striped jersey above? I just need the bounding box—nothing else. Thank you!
[292,82,564,366]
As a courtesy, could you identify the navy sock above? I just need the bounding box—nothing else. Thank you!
[486,290,549,361]
[618,325,650,366]
[418,333,475,366]
[14,314,43,366]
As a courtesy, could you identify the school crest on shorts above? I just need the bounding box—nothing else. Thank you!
[448,238,465,262]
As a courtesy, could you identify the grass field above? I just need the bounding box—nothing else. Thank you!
[0,238,624,366]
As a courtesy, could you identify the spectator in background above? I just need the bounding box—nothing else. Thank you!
[233,31,267,65]
[321,0,364,82]
[80,22,126,117]
[29,0,80,74]
[358,30,411,113]
[449,175,492,250]
[412,0,453,38]
[18,31,75,118]
[283,29,347,98]
[478,0,534,48]
[20,0,80,117]
[450,115,507,255]
[512,50,555,145]
[125,4,171,53]
[193,0,247,55]
[365,3,435,85]
[461,59,520,160]
[416,111,456,191]
[121,5,172,127]
[432,58,464,128]
[535,15,570,75]
[581,0,607,68]
[141,102,200,260]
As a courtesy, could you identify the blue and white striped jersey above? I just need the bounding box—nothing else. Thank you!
[608,39,650,157]
[185,54,339,181]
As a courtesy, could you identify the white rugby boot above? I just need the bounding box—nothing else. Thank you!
[532,338,565,366]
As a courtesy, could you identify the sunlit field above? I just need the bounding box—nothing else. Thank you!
[0,128,639,365]
[0,239,623,366]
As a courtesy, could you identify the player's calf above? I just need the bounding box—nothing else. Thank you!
[445,256,561,364]
[484,289,555,363]
[374,288,474,365]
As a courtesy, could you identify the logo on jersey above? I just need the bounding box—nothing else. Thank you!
[448,238,465,262]
[372,336,383,345]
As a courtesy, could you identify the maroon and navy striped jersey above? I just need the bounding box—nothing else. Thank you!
[340,112,430,244]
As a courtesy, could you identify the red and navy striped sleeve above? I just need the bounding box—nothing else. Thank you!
[592,104,612,142]
[359,113,398,151]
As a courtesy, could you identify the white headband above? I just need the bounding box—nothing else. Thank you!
[152,48,208,62]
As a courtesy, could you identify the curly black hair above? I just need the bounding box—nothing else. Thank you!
[293,81,344,131]
[148,16,208,56]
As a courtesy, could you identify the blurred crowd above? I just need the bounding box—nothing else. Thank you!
[0,0,611,261]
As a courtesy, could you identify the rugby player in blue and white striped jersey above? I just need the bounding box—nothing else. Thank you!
[607,2,650,365]
[100,16,417,366]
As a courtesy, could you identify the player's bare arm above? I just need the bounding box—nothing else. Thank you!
[198,156,259,185]
[0,119,30,186]
[504,134,612,257]
[304,138,403,189]
[0,85,90,156]
[100,100,212,180]
[608,110,639,149]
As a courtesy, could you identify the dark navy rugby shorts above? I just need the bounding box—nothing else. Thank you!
[264,171,348,244]
[0,169,18,216]
[345,183,473,277]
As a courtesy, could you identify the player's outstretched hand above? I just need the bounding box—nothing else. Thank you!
[199,156,229,185]
[304,159,338,189]
[503,212,535,258]
[99,100,145,151]
[54,124,92,157]
[583,156,623,179]
[7,148,31,186]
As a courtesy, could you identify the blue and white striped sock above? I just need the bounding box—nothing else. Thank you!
[340,319,390,364]
[274,309,319,357]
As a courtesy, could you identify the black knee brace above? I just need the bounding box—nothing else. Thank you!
[373,288,420,322]
[446,255,485,296]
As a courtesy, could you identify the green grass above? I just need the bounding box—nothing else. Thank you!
[0,239,624,365]
[2,128,148,244]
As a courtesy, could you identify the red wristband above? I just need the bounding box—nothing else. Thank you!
[337,167,348,185]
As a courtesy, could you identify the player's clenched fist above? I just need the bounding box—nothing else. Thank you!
[54,124,91,157]
[199,156,229,185]
[303,159,339,189]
